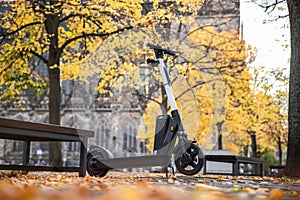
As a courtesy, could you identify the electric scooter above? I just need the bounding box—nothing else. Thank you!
[86,43,204,177]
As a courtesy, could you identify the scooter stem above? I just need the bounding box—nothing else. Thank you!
[158,58,178,111]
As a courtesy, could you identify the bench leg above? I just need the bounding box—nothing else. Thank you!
[233,161,239,176]
[23,140,31,166]
[260,163,263,177]
[79,137,87,177]
[203,159,207,175]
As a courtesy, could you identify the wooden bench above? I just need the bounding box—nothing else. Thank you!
[0,117,94,177]
[203,155,263,177]
[269,165,285,175]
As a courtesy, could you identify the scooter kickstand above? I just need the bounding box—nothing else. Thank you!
[165,165,175,178]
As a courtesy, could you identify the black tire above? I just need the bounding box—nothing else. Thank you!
[87,148,109,177]
[175,143,204,175]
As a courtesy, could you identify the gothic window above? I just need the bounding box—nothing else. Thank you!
[123,122,137,152]
[97,119,111,149]
[12,141,23,152]
[68,142,80,152]
[112,136,116,147]
[140,141,144,154]
[123,133,127,150]
[95,128,100,146]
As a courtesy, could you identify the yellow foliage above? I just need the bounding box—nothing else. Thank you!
[187,25,287,155]
[0,0,207,101]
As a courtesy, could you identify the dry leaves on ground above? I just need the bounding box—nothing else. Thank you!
[0,172,299,200]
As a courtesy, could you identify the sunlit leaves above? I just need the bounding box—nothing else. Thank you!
[0,0,146,105]
[0,0,208,108]
[187,25,288,155]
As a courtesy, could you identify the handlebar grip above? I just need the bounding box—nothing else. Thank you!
[146,59,159,64]
[144,42,163,50]
[144,42,176,56]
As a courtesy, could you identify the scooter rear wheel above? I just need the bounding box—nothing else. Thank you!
[87,147,110,177]
[175,143,204,175]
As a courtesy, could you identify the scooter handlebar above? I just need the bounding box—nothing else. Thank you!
[144,42,176,56]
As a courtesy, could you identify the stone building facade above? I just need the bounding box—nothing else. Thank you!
[0,82,148,165]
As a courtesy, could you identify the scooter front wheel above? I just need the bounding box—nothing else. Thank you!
[175,143,204,175]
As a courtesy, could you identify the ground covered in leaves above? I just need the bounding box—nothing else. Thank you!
[0,171,299,200]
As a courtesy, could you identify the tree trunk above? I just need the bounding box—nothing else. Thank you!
[244,145,249,157]
[217,121,224,150]
[218,134,223,150]
[250,134,257,158]
[286,0,300,177]
[45,10,62,166]
[277,136,282,166]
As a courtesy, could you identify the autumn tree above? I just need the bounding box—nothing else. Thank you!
[187,25,288,159]
[186,27,250,150]
[0,0,156,165]
[262,68,288,165]
[222,64,288,159]
[285,0,300,178]
[1,0,209,165]
[251,0,300,177]
[0,0,140,165]
[0,0,155,122]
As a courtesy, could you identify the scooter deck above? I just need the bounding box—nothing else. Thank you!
[94,155,171,170]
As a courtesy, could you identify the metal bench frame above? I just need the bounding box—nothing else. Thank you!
[203,155,263,176]
[0,117,94,177]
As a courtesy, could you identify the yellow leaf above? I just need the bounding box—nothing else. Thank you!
[270,188,284,200]
[289,191,298,196]
[243,187,256,194]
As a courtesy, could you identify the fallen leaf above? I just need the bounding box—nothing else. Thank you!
[136,181,151,188]
[242,187,255,194]
[289,191,298,196]
[269,188,284,200]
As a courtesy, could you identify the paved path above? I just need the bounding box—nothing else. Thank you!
[0,171,299,200]
[102,172,300,200]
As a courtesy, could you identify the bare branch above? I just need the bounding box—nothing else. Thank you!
[251,0,286,14]
[175,80,206,101]
[0,21,43,37]
[132,89,162,106]
[59,12,110,28]
[29,50,48,64]
[58,26,133,56]
[178,16,238,45]
[0,61,14,77]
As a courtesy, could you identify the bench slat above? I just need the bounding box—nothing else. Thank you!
[0,117,94,137]
[0,127,85,141]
